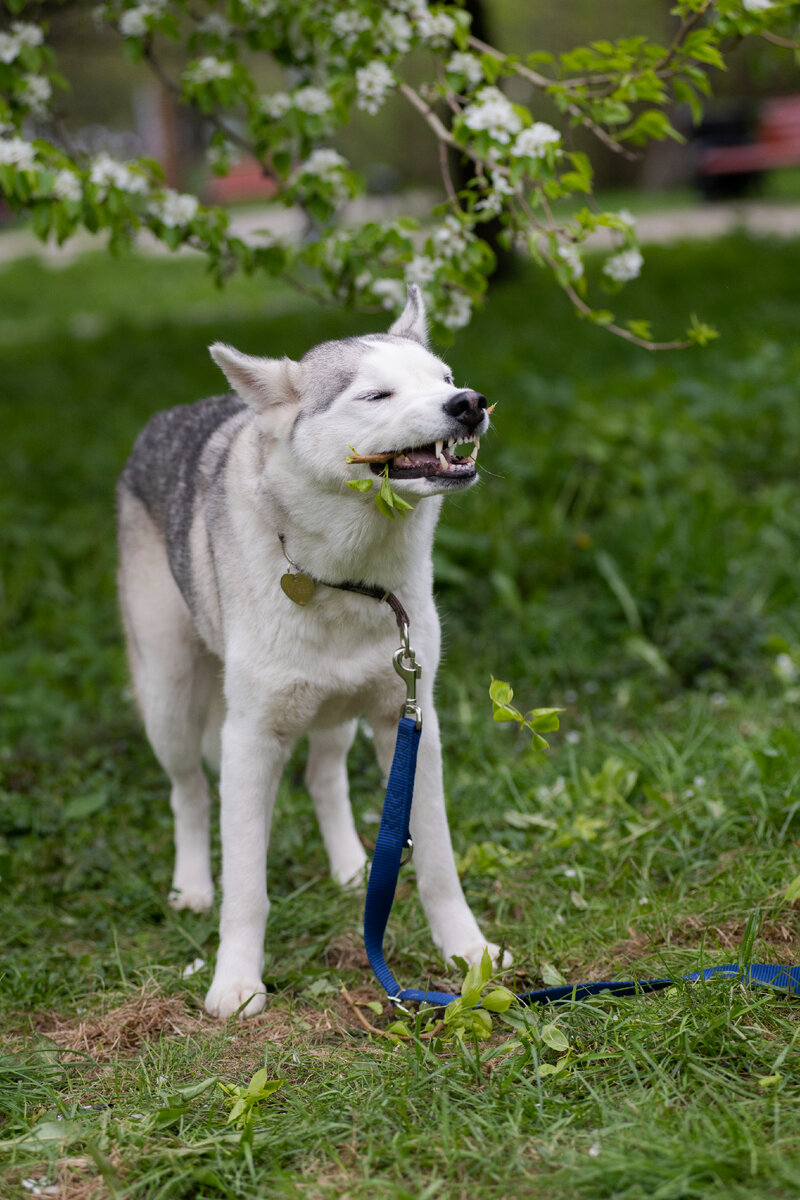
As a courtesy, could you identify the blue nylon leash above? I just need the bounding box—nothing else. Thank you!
[363,715,800,1008]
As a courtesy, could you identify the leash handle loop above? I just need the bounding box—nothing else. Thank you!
[364,716,800,1009]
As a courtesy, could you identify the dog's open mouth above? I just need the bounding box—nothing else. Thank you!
[349,438,479,481]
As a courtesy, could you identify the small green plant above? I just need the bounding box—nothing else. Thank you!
[347,462,414,520]
[489,678,562,751]
[218,1069,283,1141]
[386,948,517,1043]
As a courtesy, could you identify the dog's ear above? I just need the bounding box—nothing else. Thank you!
[209,343,300,411]
[388,284,428,347]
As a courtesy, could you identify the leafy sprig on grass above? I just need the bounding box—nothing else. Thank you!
[489,678,563,751]
[219,1069,283,1143]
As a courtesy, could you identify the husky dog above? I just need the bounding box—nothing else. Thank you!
[117,285,508,1019]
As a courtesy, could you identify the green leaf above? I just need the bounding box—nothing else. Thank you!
[482,987,516,1013]
[489,678,514,707]
[541,1022,569,1052]
[785,873,800,904]
[529,708,562,732]
[540,961,567,988]
[63,789,109,820]
[493,704,521,724]
[347,478,373,493]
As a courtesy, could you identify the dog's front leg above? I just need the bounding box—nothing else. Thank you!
[373,703,511,971]
[205,717,289,1019]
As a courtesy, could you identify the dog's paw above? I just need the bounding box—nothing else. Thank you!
[448,941,513,972]
[333,856,369,891]
[205,976,267,1020]
[169,884,214,914]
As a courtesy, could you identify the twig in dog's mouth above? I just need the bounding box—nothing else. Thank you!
[347,438,480,480]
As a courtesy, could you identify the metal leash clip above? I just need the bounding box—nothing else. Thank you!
[393,622,422,732]
[392,621,421,865]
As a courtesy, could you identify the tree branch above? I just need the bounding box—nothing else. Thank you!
[466,35,639,162]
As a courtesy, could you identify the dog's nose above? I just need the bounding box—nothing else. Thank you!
[442,389,487,433]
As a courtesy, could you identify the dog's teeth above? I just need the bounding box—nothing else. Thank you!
[469,438,480,462]
[435,440,444,459]
[438,452,449,470]
[447,438,457,453]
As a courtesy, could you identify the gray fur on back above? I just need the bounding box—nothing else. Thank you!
[119,392,247,605]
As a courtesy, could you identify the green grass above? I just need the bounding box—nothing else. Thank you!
[1,238,800,1199]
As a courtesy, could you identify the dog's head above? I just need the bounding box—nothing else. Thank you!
[209,286,488,500]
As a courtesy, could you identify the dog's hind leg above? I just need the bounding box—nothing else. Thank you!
[305,721,367,888]
[117,486,216,914]
[201,670,225,775]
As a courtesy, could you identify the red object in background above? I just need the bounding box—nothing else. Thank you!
[697,95,800,177]
[204,157,278,204]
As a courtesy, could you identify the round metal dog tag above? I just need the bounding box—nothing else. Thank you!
[280,571,316,606]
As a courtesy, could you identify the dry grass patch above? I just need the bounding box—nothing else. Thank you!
[29,986,206,1060]
[7,1154,122,1200]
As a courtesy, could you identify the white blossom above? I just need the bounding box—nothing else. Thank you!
[405,255,437,286]
[241,0,277,15]
[474,191,503,218]
[617,208,636,229]
[295,149,351,205]
[775,653,798,683]
[446,52,484,85]
[415,8,456,47]
[742,0,775,10]
[299,148,347,177]
[440,291,472,330]
[377,12,412,55]
[259,92,290,119]
[331,10,371,42]
[558,244,584,280]
[293,85,332,115]
[12,21,44,48]
[184,56,233,85]
[372,278,406,310]
[181,957,206,978]
[0,136,37,170]
[603,248,643,282]
[512,122,561,159]
[565,730,581,744]
[356,61,395,115]
[199,13,232,37]
[119,7,150,36]
[53,169,82,202]
[0,33,21,64]
[21,74,52,116]
[89,152,149,196]
[149,188,199,226]
[432,214,470,258]
[462,87,522,144]
[490,169,516,197]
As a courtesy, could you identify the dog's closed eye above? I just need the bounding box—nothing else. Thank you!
[358,390,394,402]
